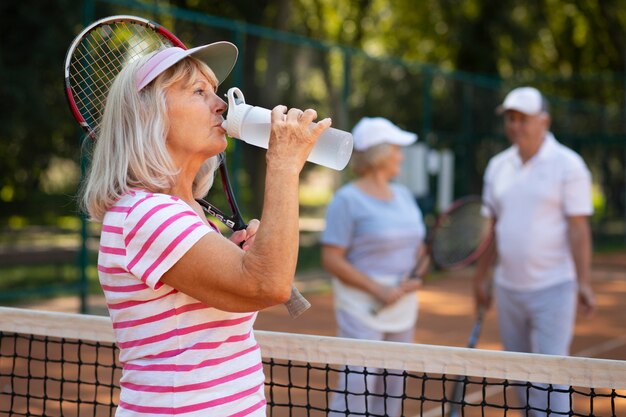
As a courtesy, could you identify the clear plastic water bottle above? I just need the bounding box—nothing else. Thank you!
[222,87,353,171]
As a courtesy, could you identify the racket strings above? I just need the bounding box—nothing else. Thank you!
[68,21,172,136]
[431,202,490,268]
[66,18,246,233]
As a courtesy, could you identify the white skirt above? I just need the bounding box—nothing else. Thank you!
[332,274,418,332]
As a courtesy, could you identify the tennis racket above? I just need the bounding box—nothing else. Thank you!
[429,195,494,270]
[64,15,310,318]
[447,306,486,417]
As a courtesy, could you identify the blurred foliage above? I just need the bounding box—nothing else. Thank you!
[0,0,625,231]
[0,2,84,211]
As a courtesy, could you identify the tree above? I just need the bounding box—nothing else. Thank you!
[0,1,85,221]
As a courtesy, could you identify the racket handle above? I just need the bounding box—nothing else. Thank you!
[283,285,311,318]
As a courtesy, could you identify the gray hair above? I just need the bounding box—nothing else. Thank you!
[350,143,394,176]
[81,53,221,221]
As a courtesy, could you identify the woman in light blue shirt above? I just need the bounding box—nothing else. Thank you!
[321,117,429,417]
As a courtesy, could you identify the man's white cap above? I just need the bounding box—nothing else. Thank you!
[352,117,417,151]
[136,42,238,91]
[496,86,546,115]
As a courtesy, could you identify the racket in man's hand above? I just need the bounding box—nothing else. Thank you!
[429,195,494,270]
[64,15,310,318]
[428,196,492,415]
[447,306,486,417]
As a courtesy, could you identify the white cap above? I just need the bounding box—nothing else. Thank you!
[352,117,417,151]
[496,87,546,115]
[136,42,238,91]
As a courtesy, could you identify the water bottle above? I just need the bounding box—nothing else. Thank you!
[222,87,353,171]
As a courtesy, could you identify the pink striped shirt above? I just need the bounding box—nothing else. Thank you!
[98,190,265,416]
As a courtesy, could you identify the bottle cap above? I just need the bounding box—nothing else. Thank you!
[222,87,252,139]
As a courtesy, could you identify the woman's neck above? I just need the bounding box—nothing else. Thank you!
[355,173,393,200]
[167,169,198,204]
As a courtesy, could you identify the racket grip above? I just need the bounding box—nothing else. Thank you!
[283,285,311,318]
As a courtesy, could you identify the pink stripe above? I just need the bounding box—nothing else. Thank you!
[101,282,148,292]
[100,246,126,255]
[121,362,263,393]
[118,313,255,349]
[118,383,264,414]
[97,265,127,274]
[107,289,177,310]
[122,343,259,372]
[126,212,199,272]
[140,222,203,282]
[124,201,175,246]
[101,225,123,234]
[112,302,207,329]
[145,331,253,359]
[109,206,130,213]
[125,193,154,217]
[207,219,223,234]
[229,399,266,417]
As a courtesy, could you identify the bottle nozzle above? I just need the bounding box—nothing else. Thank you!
[223,87,252,139]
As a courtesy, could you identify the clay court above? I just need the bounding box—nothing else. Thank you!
[254,256,626,360]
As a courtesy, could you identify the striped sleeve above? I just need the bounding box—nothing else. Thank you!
[123,194,212,289]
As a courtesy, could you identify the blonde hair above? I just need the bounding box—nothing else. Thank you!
[81,52,221,221]
[350,143,394,176]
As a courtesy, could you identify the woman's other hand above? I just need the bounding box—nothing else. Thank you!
[373,283,405,307]
[229,219,260,251]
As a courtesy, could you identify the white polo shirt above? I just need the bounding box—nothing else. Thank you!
[482,133,593,291]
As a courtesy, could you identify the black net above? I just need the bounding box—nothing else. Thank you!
[264,359,626,416]
[0,332,120,417]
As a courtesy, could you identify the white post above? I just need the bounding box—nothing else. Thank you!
[399,143,429,197]
[437,149,454,212]
[400,145,454,212]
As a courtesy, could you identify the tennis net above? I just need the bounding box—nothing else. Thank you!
[1,306,625,416]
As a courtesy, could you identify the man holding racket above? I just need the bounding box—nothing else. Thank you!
[473,87,595,416]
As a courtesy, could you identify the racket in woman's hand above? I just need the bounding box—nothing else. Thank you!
[64,15,310,318]
[429,195,494,270]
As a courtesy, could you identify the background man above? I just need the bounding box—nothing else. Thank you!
[473,86,596,416]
